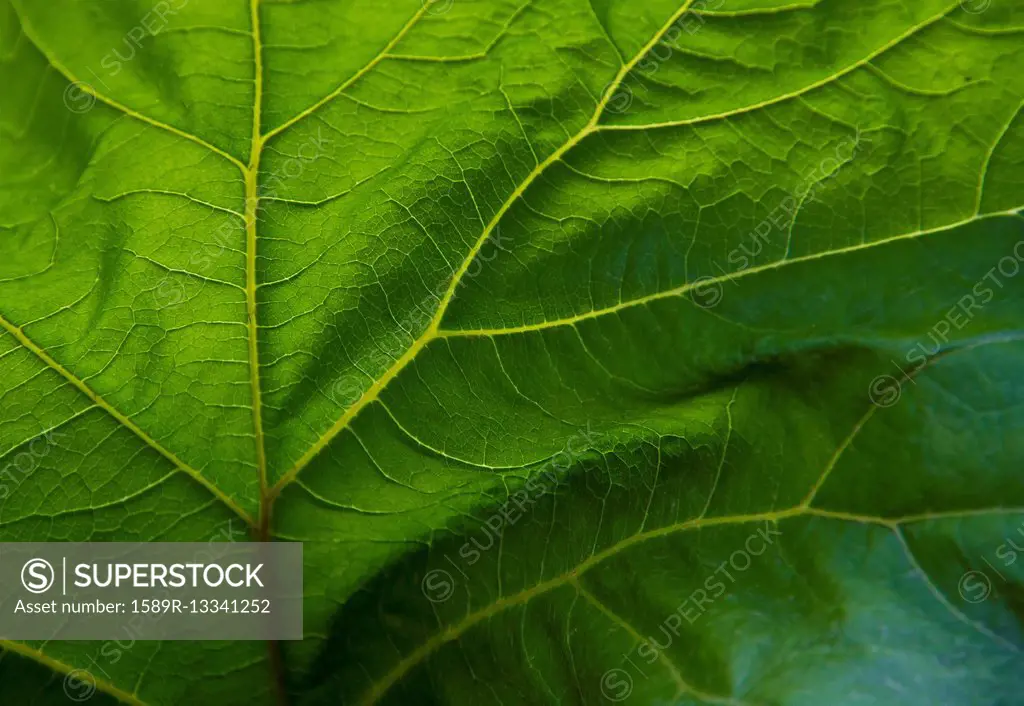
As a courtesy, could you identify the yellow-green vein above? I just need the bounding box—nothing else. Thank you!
[11,2,246,172]
[435,210,1020,339]
[270,0,703,498]
[356,501,1024,705]
[0,640,147,706]
[0,312,253,526]
[246,0,271,536]
[259,0,439,144]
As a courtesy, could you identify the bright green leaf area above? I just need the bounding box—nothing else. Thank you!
[1,0,1024,703]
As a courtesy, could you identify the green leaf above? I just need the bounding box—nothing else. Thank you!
[1,0,1023,704]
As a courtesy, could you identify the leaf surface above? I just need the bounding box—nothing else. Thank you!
[1,0,1023,704]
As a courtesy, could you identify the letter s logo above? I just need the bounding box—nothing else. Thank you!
[22,558,55,594]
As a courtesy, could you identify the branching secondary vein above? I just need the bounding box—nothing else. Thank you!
[269,0,703,499]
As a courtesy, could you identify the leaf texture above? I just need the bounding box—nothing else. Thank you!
[1,0,1023,704]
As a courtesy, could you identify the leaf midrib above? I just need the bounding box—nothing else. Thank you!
[247,0,269,538]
